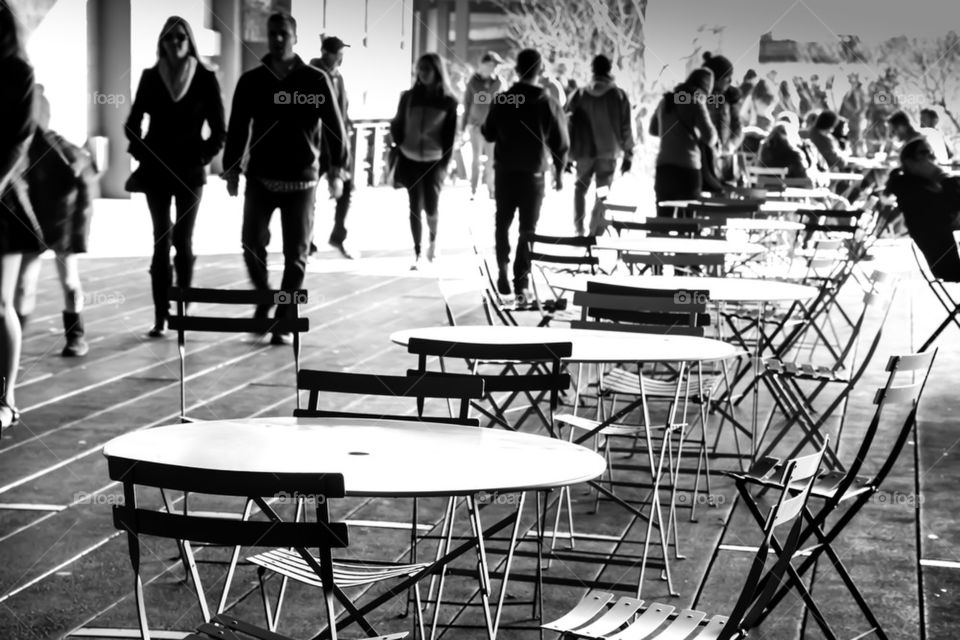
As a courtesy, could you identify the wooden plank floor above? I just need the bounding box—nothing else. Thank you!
[0,240,957,640]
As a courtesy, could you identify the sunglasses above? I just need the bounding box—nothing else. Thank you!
[164,33,187,43]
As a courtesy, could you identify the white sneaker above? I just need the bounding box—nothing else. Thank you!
[410,256,422,271]
[426,242,437,262]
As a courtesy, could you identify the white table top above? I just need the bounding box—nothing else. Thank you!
[391,325,741,364]
[767,187,835,200]
[547,274,818,304]
[822,171,865,182]
[103,417,606,497]
[724,218,806,231]
[594,236,765,255]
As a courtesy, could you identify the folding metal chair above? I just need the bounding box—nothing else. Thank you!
[620,251,726,277]
[607,217,720,239]
[542,443,827,639]
[168,287,309,422]
[716,350,936,640]
[238,370,485,634]
[756,271,897,469]
[523,232,601,326]
[910,241,960,352]
[108,460,405,640]
[551,285,728,596]
[406,337,571,436]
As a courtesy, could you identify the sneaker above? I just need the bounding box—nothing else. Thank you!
[329,241,356,260]
[496,270,511,296]
[426,242,437,262]
[410,256,422,271]
[270,332,293,346]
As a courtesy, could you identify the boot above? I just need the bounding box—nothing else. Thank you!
[62,311,89,357]
[496,262,511,296]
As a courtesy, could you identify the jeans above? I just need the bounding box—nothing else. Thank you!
[145,183,203,322]
[405,159,445,255]
[494,171,545,290]
[468,124,495,196]
[241,180,316,317]
[328,178,353,245]
[574,157,617,234]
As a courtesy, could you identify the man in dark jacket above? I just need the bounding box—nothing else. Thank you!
[566,54,634,235]
[700,52,743,187]
[463,51,503,199]
[310,35,355,259]
[222,12,347,343]
[483,48,569,298]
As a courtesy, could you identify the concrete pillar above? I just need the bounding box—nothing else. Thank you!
[88,0,132,198]
[454,0,468,64]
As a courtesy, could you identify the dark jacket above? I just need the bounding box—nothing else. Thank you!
[649,90,717,170]
[566,76,635,161]
[707,86,744,154]
[309,59,352,176]
[463,73,502,127]
[223,55,347,182]
[390,86,458,165]
[0,55,42,253]
[809,128,846,170]
[125,63,226,188]
[758,133,811,178]
[886,169,960,281]
[26,128,96,253]
[482,82,569,174]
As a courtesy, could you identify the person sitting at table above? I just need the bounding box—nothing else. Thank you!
[919,108,954,163]
[888,110,951,164]
[808,110,849,171]
[885,137,960,281]
[758,120,818,180]
[649,67,717,217]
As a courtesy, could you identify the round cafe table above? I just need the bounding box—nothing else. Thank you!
[104,417,604,497]
[104,417,605,640]
[594,235,764,255]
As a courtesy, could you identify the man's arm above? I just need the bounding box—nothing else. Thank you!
[201,71,227,165]
[546,97,570,178]
[618,90,636,158]
[462,81,475,130]
[316,69,348,175]
[221,73,251,179]
[0,61,35,195]
[481,101,498,143]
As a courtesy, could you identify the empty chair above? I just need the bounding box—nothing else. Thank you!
[168,287,309,421]
[524,232,601,325]
[242,369,485,632]
[542,444,827,639]
[108,459,405,640]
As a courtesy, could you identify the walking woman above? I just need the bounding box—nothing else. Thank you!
[390,53,458,269]
[125,16,226,336]
[0,1,39,430]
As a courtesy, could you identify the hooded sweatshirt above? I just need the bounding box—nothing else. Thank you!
[482,82,569,174]
[886,168,960,281]
[566,76,635,161]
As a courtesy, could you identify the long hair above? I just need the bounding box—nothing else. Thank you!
[156,16,200,63]
[413,52,454,99]
[0,0,27,61]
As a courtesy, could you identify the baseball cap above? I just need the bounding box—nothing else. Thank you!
[481,50,504,65]
[321,35,349,53]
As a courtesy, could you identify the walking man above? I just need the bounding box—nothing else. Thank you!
[566,54,634,235]
[483,48,569,299]
[310,34,356,259]
[222,11,347,343]
[463,51,503,200]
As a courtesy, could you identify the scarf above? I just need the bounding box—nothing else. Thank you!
[158,56,197,103]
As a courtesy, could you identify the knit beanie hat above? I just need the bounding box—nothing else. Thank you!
[685,67,715,95]
[701,52,734,84]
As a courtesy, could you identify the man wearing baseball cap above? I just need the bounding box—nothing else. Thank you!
[462,51,504,199]
[310,35,356,259]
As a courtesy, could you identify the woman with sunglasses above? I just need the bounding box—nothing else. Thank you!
[125,16,226,337]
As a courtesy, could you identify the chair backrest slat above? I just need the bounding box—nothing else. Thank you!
[621,252,725,268]
[168,316,308,334]
[528,252,600,266]
[571,319,705,337]
[873,383,924,406]
[113,508,349,548]
[297,370,484,400]
[107,457,345,497]
[573,291,708,314]
[887,352,936,373]
[407,337,573,361]
[292,409,480,427]
[169,287,307,306]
